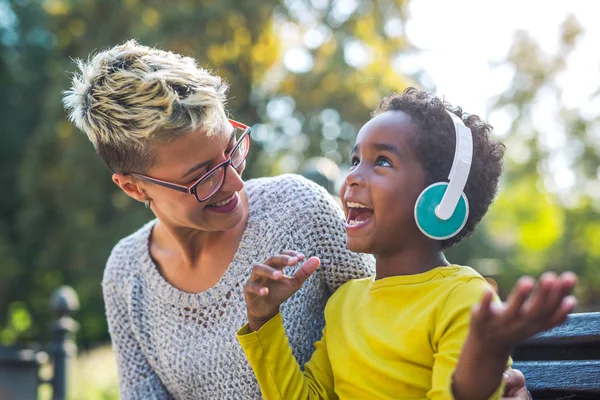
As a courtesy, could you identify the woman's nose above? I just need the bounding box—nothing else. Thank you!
[221,163,244,192]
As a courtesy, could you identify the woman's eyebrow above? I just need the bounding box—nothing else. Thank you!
[181,161,210,180]
[181,130,236,179]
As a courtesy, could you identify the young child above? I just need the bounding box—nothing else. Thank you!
[237,88,577,399]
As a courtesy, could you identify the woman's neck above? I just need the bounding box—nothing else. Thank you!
[151,196,249,271]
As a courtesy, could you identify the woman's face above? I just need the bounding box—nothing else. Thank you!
[139,121,247,233]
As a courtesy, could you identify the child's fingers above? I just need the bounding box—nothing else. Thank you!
[290,257,320,290]
[503,276,535,320]
[538,274,564,319]
[472,289,494,322]
[524,272,556,318]
[264,254,299,269]
[553,272,577,317]
[544,271,577,316]
[245,281,269,296]
[559,271,577,293]
[481,289,494,314]
[549,295,577,328]
[279,250,306,262]
[250,264,283,281]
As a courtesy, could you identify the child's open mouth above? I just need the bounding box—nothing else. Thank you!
[345,201,374,229]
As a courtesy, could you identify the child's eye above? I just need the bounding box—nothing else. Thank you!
[350,156,360,167]
[375,157,392,167]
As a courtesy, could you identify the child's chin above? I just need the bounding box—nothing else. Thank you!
[346,238,373,254]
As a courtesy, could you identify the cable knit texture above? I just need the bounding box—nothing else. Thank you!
[102,174,376,399]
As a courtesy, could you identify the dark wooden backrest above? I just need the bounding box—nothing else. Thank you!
[511,312,600,400]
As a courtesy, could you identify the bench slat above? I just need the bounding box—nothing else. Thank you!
[513,342,600,361]
[512,360,600,391]
[523,313,600,345]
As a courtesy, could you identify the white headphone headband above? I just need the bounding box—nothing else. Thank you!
[434,111,473,220]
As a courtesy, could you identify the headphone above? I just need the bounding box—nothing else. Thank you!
[414,111,473,240]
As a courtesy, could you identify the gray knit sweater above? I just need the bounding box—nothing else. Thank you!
[102,174,376,400]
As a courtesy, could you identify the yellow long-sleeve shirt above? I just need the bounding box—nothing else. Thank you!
[237,265,508,399]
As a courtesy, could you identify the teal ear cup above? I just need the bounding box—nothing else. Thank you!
[414,182,469,240]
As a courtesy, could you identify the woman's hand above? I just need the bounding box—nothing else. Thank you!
[502,369,532,400]
[244,251,320,332]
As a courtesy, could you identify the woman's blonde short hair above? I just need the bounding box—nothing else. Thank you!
[62,39,229,173]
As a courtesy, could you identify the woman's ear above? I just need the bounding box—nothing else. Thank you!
[112,173,147,203]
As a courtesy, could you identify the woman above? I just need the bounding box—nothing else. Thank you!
[63,40,529,399]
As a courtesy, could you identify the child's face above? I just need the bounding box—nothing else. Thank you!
[340,110,426,255]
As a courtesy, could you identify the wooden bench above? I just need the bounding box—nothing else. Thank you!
[512,312,600,400]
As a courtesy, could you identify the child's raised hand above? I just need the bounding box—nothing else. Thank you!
[244,251,320,332]
[471,271,577,354]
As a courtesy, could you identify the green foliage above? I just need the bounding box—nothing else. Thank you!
[447,15,600,309]
[0,0,412,346]
[2,0,599,351]
[1,301,32,345]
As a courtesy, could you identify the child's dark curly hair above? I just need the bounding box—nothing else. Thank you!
[373,87,505,249]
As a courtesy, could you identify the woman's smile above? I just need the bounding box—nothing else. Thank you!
[206,192,240,214]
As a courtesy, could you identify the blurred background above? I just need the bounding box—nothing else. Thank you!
[0,0,598,398]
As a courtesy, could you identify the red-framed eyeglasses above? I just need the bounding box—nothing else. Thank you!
[130,119,251,203]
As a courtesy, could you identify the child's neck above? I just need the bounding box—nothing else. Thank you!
[374,246,450,280]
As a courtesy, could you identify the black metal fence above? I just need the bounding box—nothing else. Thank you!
[0,286,79,400]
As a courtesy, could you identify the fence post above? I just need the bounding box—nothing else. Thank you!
[49,286,79,400]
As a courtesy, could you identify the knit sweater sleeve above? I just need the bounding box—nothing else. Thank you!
[298,177,375,292]
[102,243,172,400]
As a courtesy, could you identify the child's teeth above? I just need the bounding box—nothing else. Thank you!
[347,202,369,209]
[348,220,365,226]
